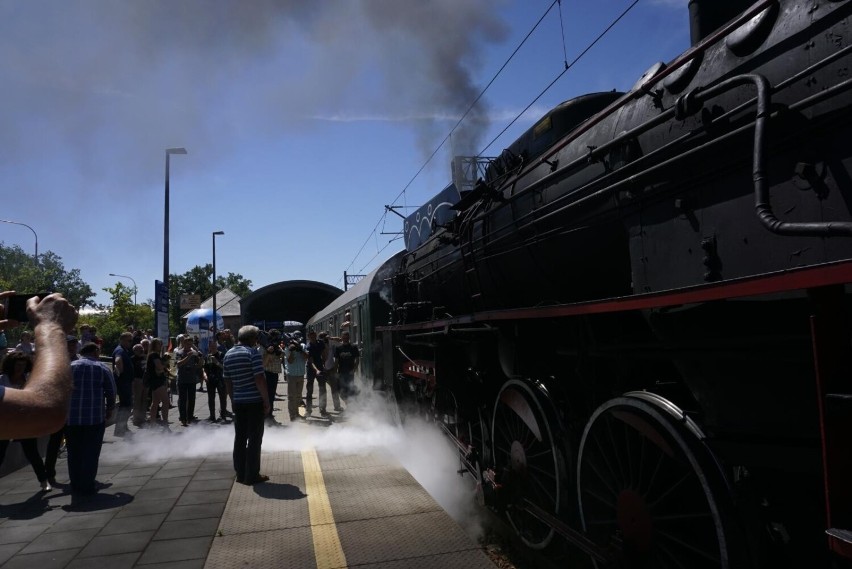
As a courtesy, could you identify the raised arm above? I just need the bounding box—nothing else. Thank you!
[0,292,78,439]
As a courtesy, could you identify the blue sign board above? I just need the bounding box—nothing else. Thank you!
[154,280,169,343]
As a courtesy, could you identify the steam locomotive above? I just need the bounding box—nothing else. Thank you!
[308,1,852,566]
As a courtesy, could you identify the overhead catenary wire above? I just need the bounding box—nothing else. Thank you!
[479,0,639,156]
[343,0,639,281]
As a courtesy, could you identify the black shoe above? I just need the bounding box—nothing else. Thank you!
[320,410,329,417]
[208,416,219,423]
[244,474,269,485]
[222,410,234,418]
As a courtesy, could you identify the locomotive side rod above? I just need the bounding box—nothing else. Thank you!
[518,498,616,565]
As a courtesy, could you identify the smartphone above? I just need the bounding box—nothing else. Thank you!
[4,293,52,323]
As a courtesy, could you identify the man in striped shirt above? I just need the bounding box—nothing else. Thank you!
[223,325,270,485]
[67,342,116,495]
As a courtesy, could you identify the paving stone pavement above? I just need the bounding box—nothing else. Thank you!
[0,383,315,569]
[0,381,497,569]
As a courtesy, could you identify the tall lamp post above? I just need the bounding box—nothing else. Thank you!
[0,219,38,261]
[212,231,224,340]
[109,273,137,305]
[163,147,187,342]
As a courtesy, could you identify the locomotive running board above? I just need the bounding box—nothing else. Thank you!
[378,259,852,332]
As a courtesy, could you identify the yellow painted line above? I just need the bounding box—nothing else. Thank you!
[302,448,348,569]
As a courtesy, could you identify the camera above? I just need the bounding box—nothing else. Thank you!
[289,341,303,352]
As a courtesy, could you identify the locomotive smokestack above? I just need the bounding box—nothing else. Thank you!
[688,0,753,45]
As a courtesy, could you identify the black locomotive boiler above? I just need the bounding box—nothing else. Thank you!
[309,1,852,567]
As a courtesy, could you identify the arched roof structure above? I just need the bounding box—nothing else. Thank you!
[240,280,343,328]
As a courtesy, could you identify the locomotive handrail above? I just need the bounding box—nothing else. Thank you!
[499,0,778,193]
[527,73,852,238]
[754,76,852,235]
[408,46,852,286]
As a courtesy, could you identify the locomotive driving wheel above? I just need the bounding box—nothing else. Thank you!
[577,393,742,568]
[492,379,566,550]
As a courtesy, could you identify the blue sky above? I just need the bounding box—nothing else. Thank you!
[0,0,688,307]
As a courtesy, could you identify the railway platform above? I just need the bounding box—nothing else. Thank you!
[0,392,497,569]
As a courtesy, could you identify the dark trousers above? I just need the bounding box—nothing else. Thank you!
[233,401,265,483]
[339,372,359,401]
[115,378,133,436]
[264,371,279,417]
[65,423,105,495]
[178,383,197,423]
[45,426,65,479]
[306,367,332,411]
[207,379,228,418]
[0,438,47,482]
[305,367,319,408]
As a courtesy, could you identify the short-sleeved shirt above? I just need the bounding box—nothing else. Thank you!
[69,356,117,425]
[174,347,202,385]
[284,345,307,377]
[144,353,168,390]
[112,345,134,384]
[335,344,360,374]
[204,347,225,383]
[305,340,325,371]
[223,345,264,404]
[132,354,146,379]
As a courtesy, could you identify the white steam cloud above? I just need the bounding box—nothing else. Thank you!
[107,387,486,540]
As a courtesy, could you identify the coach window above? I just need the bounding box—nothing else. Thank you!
[350,306,359,344]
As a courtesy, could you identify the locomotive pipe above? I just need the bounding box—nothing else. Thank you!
[510,0,778,192]
[748,73,852,236]
[412,70,852,288]
[490,74,852,256]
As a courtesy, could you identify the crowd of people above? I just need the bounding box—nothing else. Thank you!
[1,289,362,492]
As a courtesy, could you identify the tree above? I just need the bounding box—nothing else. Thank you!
[0,242,95,308]
[167,264,252,334]
[81,283,154,351]
[218,272,252,299]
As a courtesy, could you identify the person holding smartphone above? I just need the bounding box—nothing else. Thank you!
[0,290,78,439]
[174,335,201,426]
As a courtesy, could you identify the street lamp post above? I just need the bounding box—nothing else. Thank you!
[212,231,224,341]
[109,273,138,305]
[0,219,38,261]
[163,147,187,342]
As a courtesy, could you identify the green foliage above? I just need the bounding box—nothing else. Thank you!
[0,242,96,308]
[81,282,154,352]
[167,264,252,334]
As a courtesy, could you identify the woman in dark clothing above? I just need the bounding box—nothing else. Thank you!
[0,351,51,490]
[145,338,169,427]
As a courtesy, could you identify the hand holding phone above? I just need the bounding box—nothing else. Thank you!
[4,293,46,323]
[25,293,78,333]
